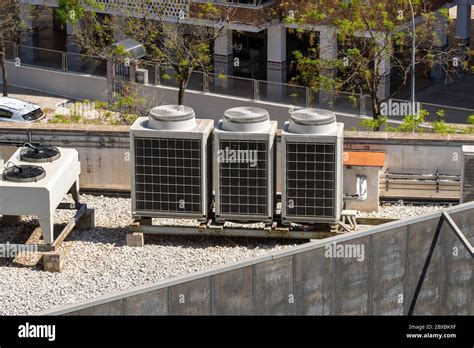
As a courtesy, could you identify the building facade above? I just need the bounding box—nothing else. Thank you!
[17,0,474,99]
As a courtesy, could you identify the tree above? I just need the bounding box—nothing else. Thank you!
[0,0,23,97]
[59,0,237,105]
[282,0,473,130]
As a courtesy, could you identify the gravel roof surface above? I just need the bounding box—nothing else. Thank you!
[0,194,300,315]
[0,195,446,315]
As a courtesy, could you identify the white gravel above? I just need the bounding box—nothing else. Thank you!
[0,194,300,316]
[0,196,448,315]
[357,202,447,219]
[355,202,447,231]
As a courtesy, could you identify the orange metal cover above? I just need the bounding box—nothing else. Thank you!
[344,151,385,167]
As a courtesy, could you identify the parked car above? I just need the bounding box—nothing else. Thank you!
[0,97,45,123]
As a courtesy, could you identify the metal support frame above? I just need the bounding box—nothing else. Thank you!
[0,202,89,254]
[408,211,474,315]
[0,179,92,261]
[129,212,402,240]
[130,216,339,240]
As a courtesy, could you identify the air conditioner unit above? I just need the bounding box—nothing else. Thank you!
[129,105,213,221]
[461,145,474,203]
[281,108,344,225]
[0,145,81,244]
[213,107,277,223]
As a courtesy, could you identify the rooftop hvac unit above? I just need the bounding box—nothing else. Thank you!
[0,145,81,244]
[129,105,213,220]
[213,107,277,223]
[281,108,344,225]
[461,145,474,203]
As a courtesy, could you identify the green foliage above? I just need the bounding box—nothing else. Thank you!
[285,0,473,132]
[48,114,71,124]
[55,0,103,24]
[431,120,457,134]
[436,109,445,119]
[467,115,474,125]
[399,110,428,132]
[359,115,388,131]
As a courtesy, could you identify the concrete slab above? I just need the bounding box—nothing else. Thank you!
[294,248,333,315]
[370,227,407,315]
[42,252,64,273]
[169,278,211,315]
[333,236,370,315]
[126,233,144,247]
[123,288,168,315]
[212,266,254,315]
[255,256,294,315]
[406,218,443,315]
[75,300,123,315]
[438,212,473,315]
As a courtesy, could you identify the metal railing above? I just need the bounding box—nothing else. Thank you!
[3,41,368,114]
[390,98,474,124]
[4,41,474,123]
[5,42,107,77]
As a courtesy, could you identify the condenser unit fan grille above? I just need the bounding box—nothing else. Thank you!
[2,164,46,183]
[20,145,61,163]
[219,140,268,216]
[134,137,202,213]
[286,142,335,218]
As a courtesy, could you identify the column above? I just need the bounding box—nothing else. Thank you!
[66,22,82,72]
[456,1,472,46]
[265,25,287,100]
[19,4,40,65]
[266,25,287,83]
[213,29,233,76]
[213,29,233,90]
[319,27,338,107]
[112,15,127,42]
[431,11,449,81]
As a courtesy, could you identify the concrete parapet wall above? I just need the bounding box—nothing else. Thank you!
[1,123,473,192]
[38,202,474,315]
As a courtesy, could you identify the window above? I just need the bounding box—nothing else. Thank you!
[22,108,44,121]
[0,109,13,119]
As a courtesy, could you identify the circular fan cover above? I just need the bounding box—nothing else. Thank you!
[149,105,195,122]
[290,108,336,126]
[224,107,269,124]
[20,146,61,163]
[2,165,46,183]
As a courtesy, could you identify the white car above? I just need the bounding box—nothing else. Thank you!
[0,97,45,123]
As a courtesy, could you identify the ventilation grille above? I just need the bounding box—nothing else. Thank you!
[463,154,474,202]
[285,142,335,218]
[2,164,46,183]
[20,145,61,163]
[134,137,202,213]
[218,140,268,216]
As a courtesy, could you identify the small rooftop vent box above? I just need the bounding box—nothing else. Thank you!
[281,108,344,224]
[213,107,277,223]
[129,105,213,221]
[461,145,474,203]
